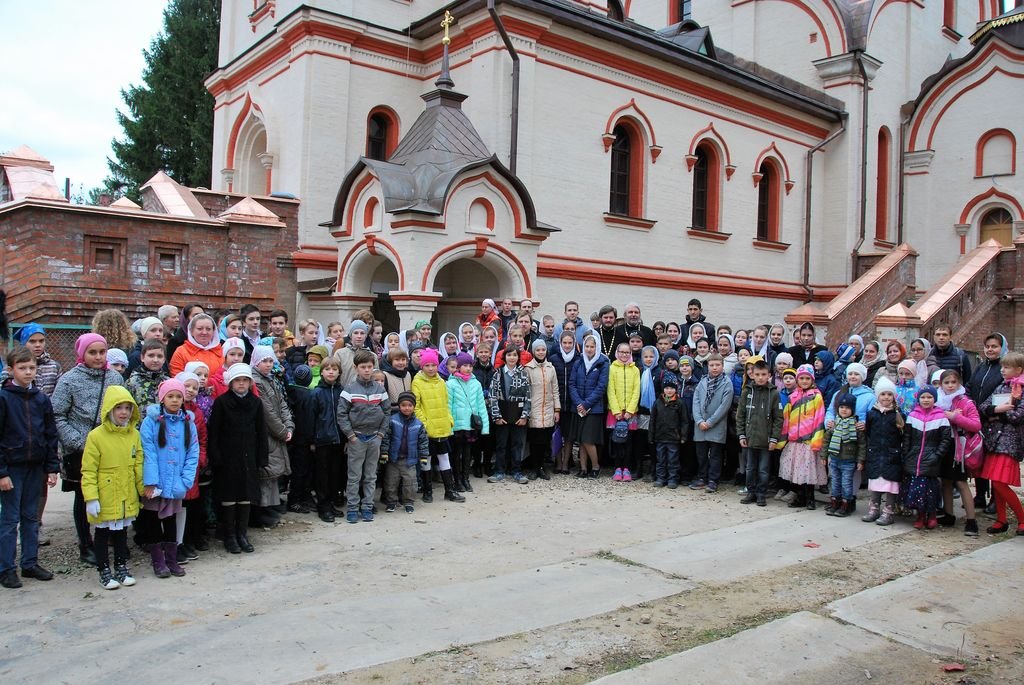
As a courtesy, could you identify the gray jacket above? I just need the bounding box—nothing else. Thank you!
[337,378,391,438]
[51,365,126,452]
[692,373,734,444]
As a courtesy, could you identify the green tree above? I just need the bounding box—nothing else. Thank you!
[105,0,219,201]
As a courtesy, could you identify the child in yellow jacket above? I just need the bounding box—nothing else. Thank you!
[411,349,463,503]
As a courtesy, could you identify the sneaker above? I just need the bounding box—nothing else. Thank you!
[737,487,748,496]
[514,472,529,485]
[774,489,787,501]
[589,469,599,479]
[176,546,190,566]
[705,482,718,493]
[688,479,706,490]
[346,511,360,524]
[652,481,666,488]
[986,521,1009,534]
[782,491,798,504]
[487,473,505,483]
[361,510,374,522]
[667,481,678,489]
[622,469,633,482]
[98,566,120,591]
[385,503,397,513]
[740,492,757,504]
[404,504,415,514]
[756,496,767,507]
[114,564,136,587]
[963,519,979,537]
[0,570,22,589]
[613,468,623,482]
[20,565,54,581]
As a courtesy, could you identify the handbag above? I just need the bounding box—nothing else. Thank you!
[551,425,563,455]
[457,380,484,432]
[612,419,631,443]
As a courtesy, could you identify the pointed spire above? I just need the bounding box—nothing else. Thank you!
[435,10,455,90]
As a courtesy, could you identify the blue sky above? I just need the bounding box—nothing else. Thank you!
[0,1,167,194]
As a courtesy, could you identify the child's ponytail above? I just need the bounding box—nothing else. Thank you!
[157,409,167,448]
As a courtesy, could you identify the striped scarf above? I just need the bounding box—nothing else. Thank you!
[827,416,858,457]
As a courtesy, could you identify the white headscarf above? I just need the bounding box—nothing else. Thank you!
[582,333,602,373]
[186,314,221,351]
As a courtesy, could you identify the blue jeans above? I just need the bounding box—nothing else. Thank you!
[0,464,45,573]
[655,442,680,483]
[745,447,771,496]
[829,458,857,499]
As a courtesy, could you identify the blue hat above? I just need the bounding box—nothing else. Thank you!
[663,350,680,361]
[15,323,45,344]
[916,385,938,400]
[293,364,313,386]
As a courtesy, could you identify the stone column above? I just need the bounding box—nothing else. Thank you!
[390,291,442,330]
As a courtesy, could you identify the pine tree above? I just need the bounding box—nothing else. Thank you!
[105,0,219,200]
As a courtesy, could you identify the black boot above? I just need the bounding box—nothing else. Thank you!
[235,504,254,553]
[79,543,98,567]
[441,470,466,502]
[421,470,433,503]
[221,506,240,554]
[461,451,474,492]
[805,485,817,510]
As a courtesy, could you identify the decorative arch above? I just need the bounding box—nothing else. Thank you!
[444,171,540,240]
[420,239,533,297]
[755,158,783,242]
[608,0,626,21]
[363,196,381,230]
[608,119,646,217]
[686,122,735,179]
[338,237,406,293]
[334,171,377,239]
[749,0,847,56]
[975,128,1017,176]
[365,106,400,160]
[867,0,925,41]
[468,197,496,231]
[690,142,722,232]
[752,142,795,194]
[958,186,1024,225]
[602,99,662,162]
[225,94,275,195]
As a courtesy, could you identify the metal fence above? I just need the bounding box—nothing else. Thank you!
[2,323,94,373]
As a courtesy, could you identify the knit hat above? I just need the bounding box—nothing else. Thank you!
[408,341,427,354]
[663,350,680,362]
[157,305,178,320]
[175,371,200,387]
[15,323,45,344]
[397,391,416,406]
[250,345,276,368]
[678,354,693,366]
[931,369,944,384]
[916,385,938,400]
[157,379,186,403]
[106,348,129,367]
[531,338,548,352]
[837,393,857,412]
[796,363,815,379]
[292,364,313,386]
[455,352,474,367]
[184,360,209,375]
[897,359,917,375]
[224,363,253,384]
[349,320,369,334]
[835,343,856,363]
[75,333,107,365]
[138,316,163,337]
[306,345,329,360]
[419,348,440,366]
[222,337,244,357]
[874,376,897,396]
[845,362,868,381]
[775,352,794,368]
[781,368,797,378]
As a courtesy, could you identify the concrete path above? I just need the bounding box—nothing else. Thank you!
[829,541,1024,657]
[0,558,690,684]
[615,511,904,583]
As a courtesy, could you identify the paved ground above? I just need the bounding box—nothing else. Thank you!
[1,476,1021,684]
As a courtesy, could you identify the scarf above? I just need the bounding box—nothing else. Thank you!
[686,322,706,349]
[583,334,602,373]
[703,371,724,415]
[185,315,220,351]
[453,371,472,382]
[827,416,858,456]
[560,345,577,364]
[694,350,712,365]
[639,345,659,411]
[936,384,965,410]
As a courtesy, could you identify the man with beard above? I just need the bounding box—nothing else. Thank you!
[596,305,618,358]
[613,303,656,349]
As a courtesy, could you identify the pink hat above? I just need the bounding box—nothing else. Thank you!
[419,348,440,366]
[75,333,107,365]
[796,363,815,379]
[157,379,187,403]
[898,359,917,374]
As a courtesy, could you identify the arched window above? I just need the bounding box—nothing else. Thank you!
[980,207,1013,246]
[669,0,692,23]
[976,129,1016,177]
[875,127,891,242]
[608,0,625,22]
[236,117,269,195]
[365,107,399,161]
[609,122,643,217]
[755,160,781,242]
[691,142,721,231]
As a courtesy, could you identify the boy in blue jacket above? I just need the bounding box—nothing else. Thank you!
[380,392,429,513]
[0,348,60,588]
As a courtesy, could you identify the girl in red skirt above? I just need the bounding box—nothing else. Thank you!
[978,352,1024,535]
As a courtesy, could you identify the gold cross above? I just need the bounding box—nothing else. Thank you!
[441,10,454,45]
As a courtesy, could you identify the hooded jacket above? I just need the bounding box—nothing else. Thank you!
[735,382,783,449]
[447,373,490,434]
[140,404,200,500]
[312,377,343,446]
[524,358,560,428]
[411,371,454,438]
[903,405,952,477]
[650,394,690,443]
[813,350,841,407]
[606,358,641,418]
[864,405,905,481]
[0,380,60,478]
[80,386,145,524]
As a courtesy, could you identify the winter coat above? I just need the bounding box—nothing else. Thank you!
[488,365,532,423]
[902,407,952,477]
[286,383,317,446]
[253,371,294,499]
[125,367,170,413]
[967,358,1004,405]
[524,359,560,428]
[312,379,343,446]
[978,380,1024,459]
[333,345,379,387]
[692,373,734,443]
[473,360,496,401]
[207,388,268,503]
[381,412,429,466]
[824,420,866,463]
[140,405,200,500]
[411,372,454,438]
[864,406,905,481]
[650,395,690,443]
[549,351,579,415]
[606,359,641,418]
[447,374,490,434]
[169,340,223,377]
[735,383,783,449]
[943,393,982,464]
[0,381,60,478]
[337,377,390,438]
[778,387,826,452]
[569,355,610,414]
[182,399,208,499]
[788,343,827,369]
[929,343,972,380]
[80,386,145,524]
[813,350,840,407]
[825,383,875,424]
[52,364,126,454]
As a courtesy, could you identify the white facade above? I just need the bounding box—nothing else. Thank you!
[207,0,1024,333]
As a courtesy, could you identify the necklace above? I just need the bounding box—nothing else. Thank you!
[600,327,616,356]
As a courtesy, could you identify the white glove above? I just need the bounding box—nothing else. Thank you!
[86,500,101,517]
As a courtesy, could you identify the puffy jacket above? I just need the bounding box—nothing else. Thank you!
[569,355,610,414]
[902,407,952,477]
[825,383,875,424]
[524,359,560,428]
[650,396,689,443]
[929,343,972,380]
[967,358,1003,405]
[447,375,490,434]
[286,383,317,446]
[0,381,60,478]
[978,379,1024,460]
[692,373,734,443]
[337,378,390,438]
[253,370,294,505]
[140,404,200,500]
[381,412,429,466]
[473,360,495,400]
[52,364,126,453]
[170,340,223,376]
[411,372,454,438]
[864,406,905,482]
[778,387,825,452]
[944,393,982,466]
[182,399,208,500]
[488,365,532,422]
[735,383,783,449]
[80,386,145,524]
[549,351,578,413]
[813,350,840,407]
[606,359,640,418]
[312,379,343,446]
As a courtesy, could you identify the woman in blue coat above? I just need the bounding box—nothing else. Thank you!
[569,334,609,478]
[550,331,580,474]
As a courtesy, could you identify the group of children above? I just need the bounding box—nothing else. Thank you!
[1,302,1022,593]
